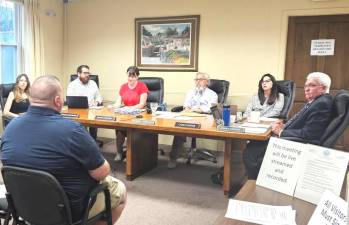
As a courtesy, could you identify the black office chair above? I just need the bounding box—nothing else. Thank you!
[0,83,16,129]
[1,166,112,225]
[138,77,164,105]
[172,79,230,164]
[282,90,349,148]
[320,90,349,148]
[70,74,103,147]
[139,77,165,155]
[70,74,100,88]
[275,80,296,120]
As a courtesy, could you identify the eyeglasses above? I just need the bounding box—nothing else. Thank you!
[262,79,272,83]
[194,78,207,82]
[82,72,90,75]
[304,84,323,89]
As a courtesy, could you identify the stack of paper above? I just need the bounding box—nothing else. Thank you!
[114,107,145,115]
[241,122,271,134]
[225,199,296,225]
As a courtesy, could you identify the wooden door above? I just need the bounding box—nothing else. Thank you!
[285,14,349,150]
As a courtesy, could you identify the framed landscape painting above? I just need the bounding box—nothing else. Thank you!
[135,15,200,71]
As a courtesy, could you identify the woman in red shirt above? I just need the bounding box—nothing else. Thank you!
[113,66,148,161]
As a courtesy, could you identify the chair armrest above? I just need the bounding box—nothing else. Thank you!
[89,183,108,197]
[171,106,183,112]
[80,183,111,225]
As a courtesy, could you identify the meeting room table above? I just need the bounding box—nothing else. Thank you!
[61,106,272,195]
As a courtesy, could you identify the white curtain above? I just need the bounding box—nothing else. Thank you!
[22,0,44,79]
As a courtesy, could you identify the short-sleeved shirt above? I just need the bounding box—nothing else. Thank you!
[1,106,105,221]
[67,78,102,107]
[119,81,148,106]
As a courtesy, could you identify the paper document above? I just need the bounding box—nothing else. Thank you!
[308,190,347,225]
[225,199,296,225]
[155,111,177,119]
[178,112,207,117]
[241,122,271,129]
[257,137,306,196]
[89,105,103,110]
[260,117,279,122]
[294,144,349,204]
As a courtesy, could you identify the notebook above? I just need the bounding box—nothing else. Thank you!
[66,96,89,109]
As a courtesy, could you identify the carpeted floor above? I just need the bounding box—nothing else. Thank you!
[102,140,229,225]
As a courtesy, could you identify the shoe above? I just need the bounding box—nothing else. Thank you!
[167,159,177,169]
[114,153,122,162]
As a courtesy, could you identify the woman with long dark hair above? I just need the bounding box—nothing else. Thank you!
[3,74,30,118]
[245,74,284,118]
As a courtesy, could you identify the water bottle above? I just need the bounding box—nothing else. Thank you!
[222,105,231,126]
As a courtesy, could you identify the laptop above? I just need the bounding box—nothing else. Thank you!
[66,96,89,109]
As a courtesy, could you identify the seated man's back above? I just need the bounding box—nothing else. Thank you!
[1,75,116,222]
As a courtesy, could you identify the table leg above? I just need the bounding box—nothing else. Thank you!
[223,139,246,195]
[126,129,158,180]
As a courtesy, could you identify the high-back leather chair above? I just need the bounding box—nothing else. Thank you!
[1,166,112,225]
[320,90,349,148]
[209,79,230,104]
[0,83,15,112]
[138,77,164,104]
[0,83,16,128]
[70,74,100,88]
[275,80,296,120]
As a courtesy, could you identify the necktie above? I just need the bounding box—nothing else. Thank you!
[284,102,310,129]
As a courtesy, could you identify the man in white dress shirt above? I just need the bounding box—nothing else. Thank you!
[168,72,218,168]
[67,65,102,140]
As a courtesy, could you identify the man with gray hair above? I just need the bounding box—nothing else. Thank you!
[1,75,126,224]
[168,72,218,169]
[243,72,333,179]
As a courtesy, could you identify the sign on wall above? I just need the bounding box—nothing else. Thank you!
[310,39,335,56]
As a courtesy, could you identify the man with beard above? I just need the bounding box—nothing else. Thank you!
[67,65,102,140]
[168,72,218,169]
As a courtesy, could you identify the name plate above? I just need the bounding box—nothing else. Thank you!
[217,126,245,133]
[175,122,201,129]
[95,115,116,121]
[133,119,156,125]
[61,113,79,118]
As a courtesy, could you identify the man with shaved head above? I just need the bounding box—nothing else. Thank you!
[1,75,126,224]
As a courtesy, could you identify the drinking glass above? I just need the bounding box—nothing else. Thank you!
[150,102,158,116]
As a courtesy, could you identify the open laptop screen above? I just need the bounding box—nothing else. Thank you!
[66,96,89,109]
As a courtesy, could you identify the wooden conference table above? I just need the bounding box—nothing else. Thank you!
[61,107,271,194]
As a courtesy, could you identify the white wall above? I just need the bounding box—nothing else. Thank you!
[40,0,349,148]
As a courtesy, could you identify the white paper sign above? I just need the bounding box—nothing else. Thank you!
[225,199,297,225]
[295,144,349,205]
[310,39,335,56]
[308,190,347,225]
[256,137,306,196]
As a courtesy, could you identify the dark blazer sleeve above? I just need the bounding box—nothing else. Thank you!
[280,94,333,144]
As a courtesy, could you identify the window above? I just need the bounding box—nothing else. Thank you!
[0,0,22,83]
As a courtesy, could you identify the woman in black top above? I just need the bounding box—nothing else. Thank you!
[3,74,30,118]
